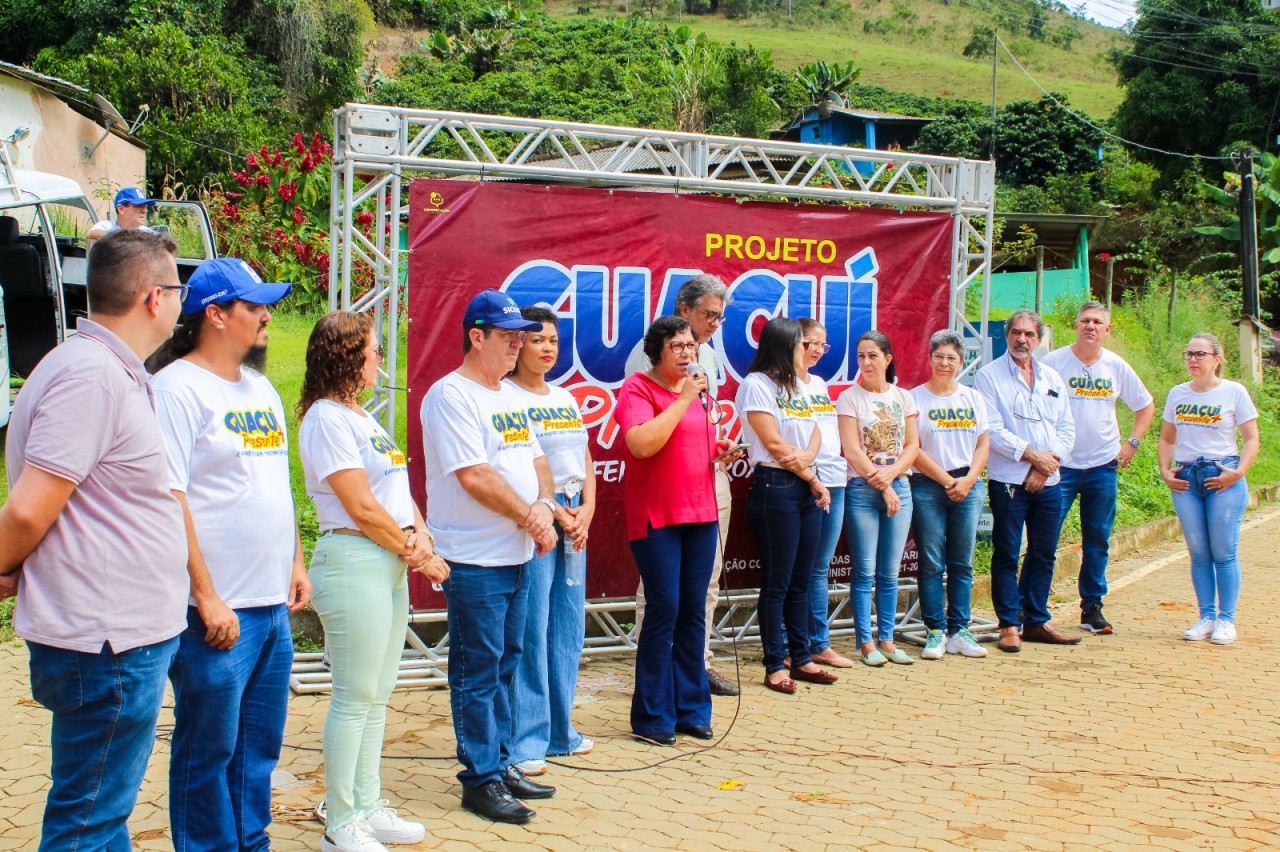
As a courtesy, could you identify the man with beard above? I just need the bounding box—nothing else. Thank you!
[150,257,312,851]
[974,309,1077,654]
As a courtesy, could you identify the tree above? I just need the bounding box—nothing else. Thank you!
[1113,0,1280,174]
[794,60,860,105]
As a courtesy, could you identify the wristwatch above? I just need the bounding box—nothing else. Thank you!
[536,497,558,513]
[1126,437,1141,449]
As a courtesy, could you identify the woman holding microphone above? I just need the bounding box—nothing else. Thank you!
[617,316,732,745]
[737,317,834,694]
[298,311,448,852]
[1159,332,1260,646]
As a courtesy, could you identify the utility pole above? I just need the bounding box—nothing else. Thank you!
[1104,256,1115,313]
[1034,245,1044,313]
[1236,148,1265,382]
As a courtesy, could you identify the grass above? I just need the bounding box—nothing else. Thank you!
[543,0,1126,117]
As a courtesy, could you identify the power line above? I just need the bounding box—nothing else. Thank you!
[996,35,1232,161]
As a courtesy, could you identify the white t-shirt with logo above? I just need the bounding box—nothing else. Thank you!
[1162,380,1258,461]
[736,372,817,471]
[1041,347,1153,469]
[800,374,844,488]
[153,360,295,609]
[300,399,415,532]
[835,384,919,479]
[506,380,588,489]
[910,383,989,474]
[421,372,545,566]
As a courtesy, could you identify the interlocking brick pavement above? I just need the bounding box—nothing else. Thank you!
[1,506,1278,850]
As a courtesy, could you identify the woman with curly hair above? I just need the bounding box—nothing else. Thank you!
[298,311,449,852]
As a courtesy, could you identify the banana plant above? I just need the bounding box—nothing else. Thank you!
[1196,150,1280,266]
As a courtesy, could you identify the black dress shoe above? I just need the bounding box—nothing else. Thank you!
[633,731,677,746]
[707,668,741,696]
[461,780,535,824]
[677,724,714,740]
[503,765,556,799]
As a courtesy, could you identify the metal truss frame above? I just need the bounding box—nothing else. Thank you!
[295,105,996,693]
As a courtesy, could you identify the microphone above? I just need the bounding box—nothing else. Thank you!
[686,362,710,406]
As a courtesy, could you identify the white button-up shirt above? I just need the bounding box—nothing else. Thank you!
[974,352,1075,486]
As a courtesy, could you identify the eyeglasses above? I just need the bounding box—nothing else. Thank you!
[158,283,190,302]
[803,340,831,354]
[666,341,699,354]
[375,345,385,359]
[1183,350,1214,361]
[493,329,527,342]
[930,353,962,364]
[696,308,725,326]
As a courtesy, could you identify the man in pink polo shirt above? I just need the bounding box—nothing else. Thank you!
[0,229,190,850]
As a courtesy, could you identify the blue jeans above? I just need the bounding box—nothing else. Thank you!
[628,522,717,737]
[29,636,179,852]
[1172,456,1247,623]
[844,477,913,644]
[988,480,1064,628]
[510,493,588,763]
[806,485,846,654]
[169,604,293,852]
[747,467,823,673]
[911,476,985,635]
[1059,461,1119,610]
[443,560,531,788]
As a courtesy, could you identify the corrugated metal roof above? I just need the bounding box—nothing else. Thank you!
[0,59,90,95]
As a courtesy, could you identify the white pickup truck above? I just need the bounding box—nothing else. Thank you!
[1,158,216,429]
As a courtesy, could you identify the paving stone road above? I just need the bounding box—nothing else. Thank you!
[2,506,1278,850]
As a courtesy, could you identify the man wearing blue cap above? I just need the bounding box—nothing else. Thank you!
[87,186,156,246]
[149,258,311,851]
[420,289,560,824]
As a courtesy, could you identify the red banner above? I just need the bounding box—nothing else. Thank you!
[406,180,951,608]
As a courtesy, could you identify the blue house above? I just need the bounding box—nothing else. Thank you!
[772,104,933,175]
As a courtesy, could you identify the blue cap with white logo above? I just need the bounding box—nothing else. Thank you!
[114,187,156,208]
[182,258,293,315]
[462,289,541,331]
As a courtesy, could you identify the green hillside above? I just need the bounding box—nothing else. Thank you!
[542,0,1125,117]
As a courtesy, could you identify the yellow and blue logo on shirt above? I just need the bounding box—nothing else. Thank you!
[776,395,814,418]
[1067,374,1115,399]
[492,411,532,444]
[527,405,583,432]
[926,406,978,429]
[369,433,407,467]
[1174,403,1223,426]
[807,393,836,415]
[224,409,286,450]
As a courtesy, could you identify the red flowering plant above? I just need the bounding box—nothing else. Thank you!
[207,132,374,311]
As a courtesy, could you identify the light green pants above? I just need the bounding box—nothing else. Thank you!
[309,533,409,832]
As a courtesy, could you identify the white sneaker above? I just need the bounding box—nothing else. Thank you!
[513,758,547,776]
[569,736,594,755]
[321,818,389,852]
[945,628,988,658]
[1209,621,1236,645]
[1183,616,1217,641]
[921,630,946,660]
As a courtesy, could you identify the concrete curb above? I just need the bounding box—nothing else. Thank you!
[971,480,1280,605]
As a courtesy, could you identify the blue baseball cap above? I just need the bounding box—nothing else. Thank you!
[114,187,156,208]
[462,289,541,331]
[183,258,293,315]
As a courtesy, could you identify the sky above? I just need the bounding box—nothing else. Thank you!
[1077,0,1137,29]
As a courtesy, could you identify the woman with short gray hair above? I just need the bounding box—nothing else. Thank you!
[909,330,990,660]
